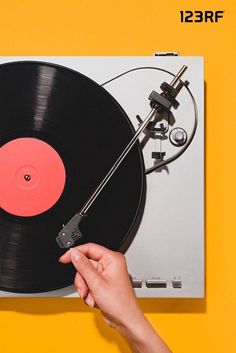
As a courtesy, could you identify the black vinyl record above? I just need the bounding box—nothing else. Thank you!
[0,61,146,293]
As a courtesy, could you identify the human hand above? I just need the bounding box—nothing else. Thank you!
[59,243,143,330]
[59,243,172,353]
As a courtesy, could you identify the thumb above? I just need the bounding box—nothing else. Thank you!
[70,248,102,291]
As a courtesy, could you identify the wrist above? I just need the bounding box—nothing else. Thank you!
[116,310,172,353]
[116,308,148,340]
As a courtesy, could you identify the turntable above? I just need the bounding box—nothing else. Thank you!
[0,55,204,298]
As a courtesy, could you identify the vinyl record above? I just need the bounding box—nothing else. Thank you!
[0,61,146,293]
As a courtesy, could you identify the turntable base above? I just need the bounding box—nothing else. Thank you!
[0,56,204,298]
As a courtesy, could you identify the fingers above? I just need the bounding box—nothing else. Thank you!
[89,259,104,272]
[59,242,113,263]
[84,292,97,308]
[70,248,103,291]
[75,243,113,260]
[74,272,89,299]
[74,272,98,308]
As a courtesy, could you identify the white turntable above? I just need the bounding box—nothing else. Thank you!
[0,55,204,298]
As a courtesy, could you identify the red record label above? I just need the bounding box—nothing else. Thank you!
[0,137,66,217]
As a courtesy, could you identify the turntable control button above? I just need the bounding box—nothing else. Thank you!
[146,280,167,288]
[131,279,143,288]
[172,280,182,288]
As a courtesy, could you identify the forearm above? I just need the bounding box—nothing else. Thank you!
[61,245,172,352]
[117,312,172,353]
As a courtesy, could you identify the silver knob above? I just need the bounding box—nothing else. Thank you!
[174,131,184,142]
[169,128,187,146]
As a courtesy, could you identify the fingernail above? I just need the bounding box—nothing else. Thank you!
[85,297,94,308]
[70,248,80,262]
[77,288,84,299]
[58,249,71,262]
[58,255,65,263]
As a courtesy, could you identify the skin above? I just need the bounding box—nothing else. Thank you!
[59,243,172,353]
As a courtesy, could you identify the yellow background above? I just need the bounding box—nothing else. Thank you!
[0,1,235,352]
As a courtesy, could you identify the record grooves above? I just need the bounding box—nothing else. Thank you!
[0,61,146,293]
